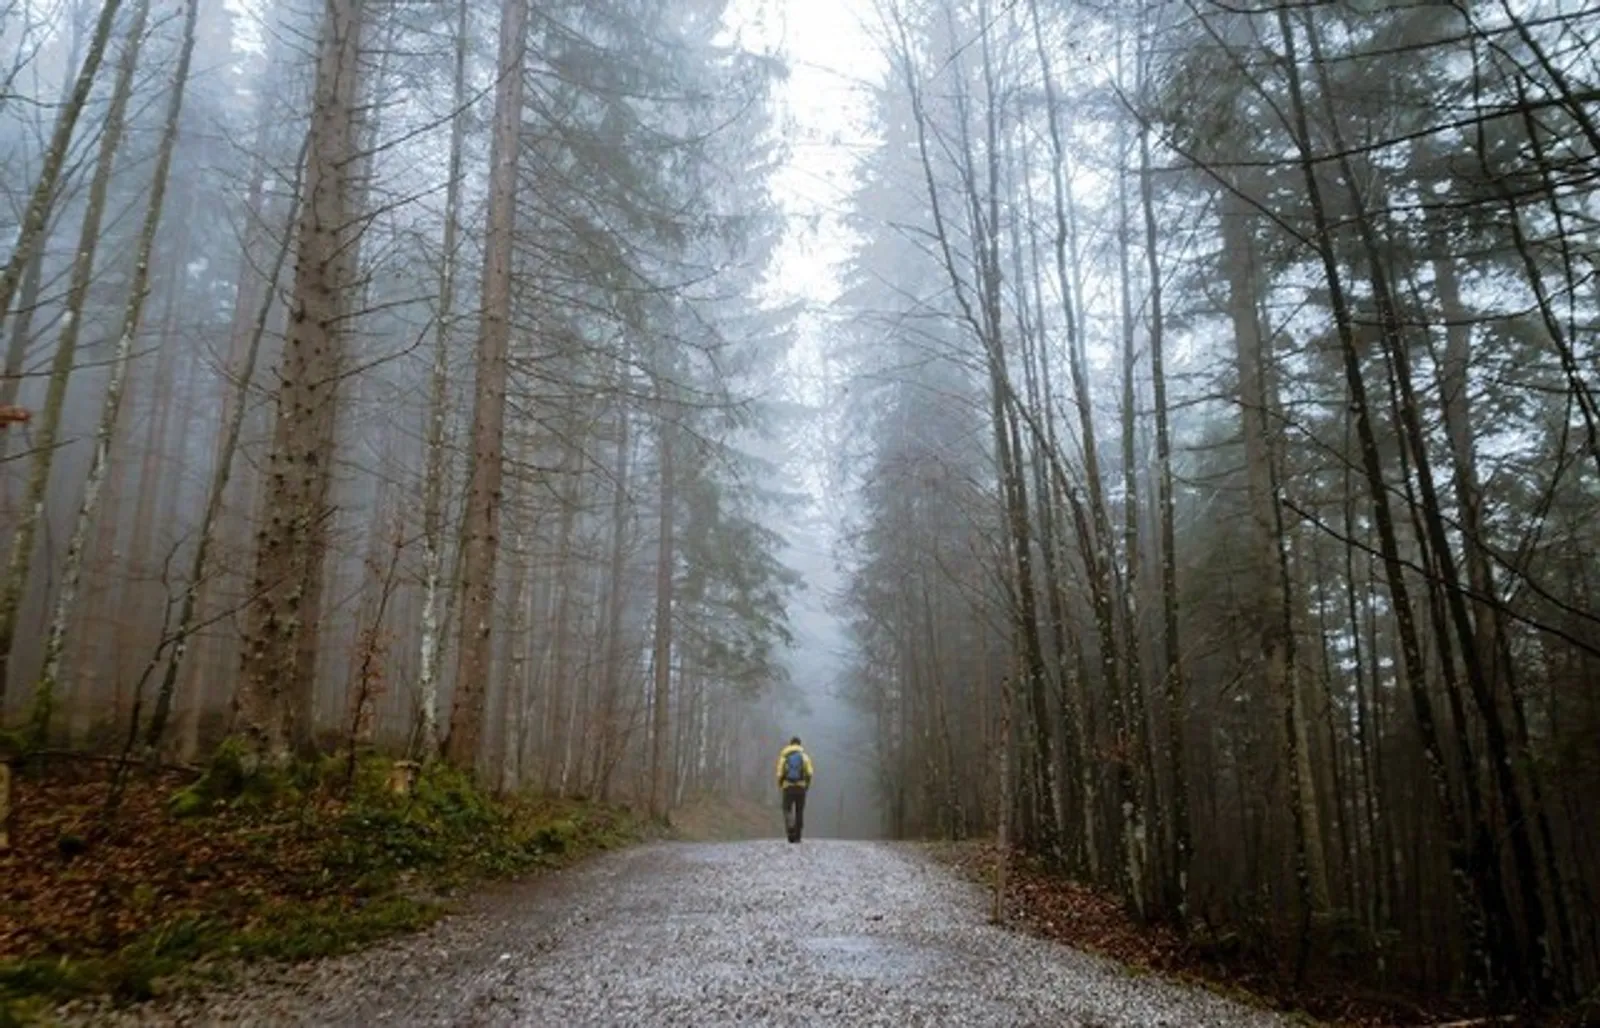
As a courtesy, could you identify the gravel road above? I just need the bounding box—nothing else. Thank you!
[77,841,1291,1027]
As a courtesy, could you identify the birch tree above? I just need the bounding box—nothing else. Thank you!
[29,0,200,746]
[414,0,470,762]
[0,0,147,714]
[0,0,125,332]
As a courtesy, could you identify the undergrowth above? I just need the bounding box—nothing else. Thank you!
[0,746,636,1023]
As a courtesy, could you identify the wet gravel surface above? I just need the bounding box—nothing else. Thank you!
[70,841,1292,1027]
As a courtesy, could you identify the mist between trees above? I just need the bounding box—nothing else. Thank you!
[1,0,1598,1017]
[0,0,801,825]
[833,0,1600,1012]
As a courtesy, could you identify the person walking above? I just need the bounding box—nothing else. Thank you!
[775,736,814,843]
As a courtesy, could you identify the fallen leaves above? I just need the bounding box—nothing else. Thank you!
[0,763,278,962]
[925,842,1569,1028]
[0,756,637,1013]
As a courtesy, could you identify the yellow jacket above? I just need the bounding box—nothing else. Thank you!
[776,744,813,790]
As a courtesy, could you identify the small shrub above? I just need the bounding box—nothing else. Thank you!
[531,819,578,854]
[167,788,208,820]
[168,739,296,817]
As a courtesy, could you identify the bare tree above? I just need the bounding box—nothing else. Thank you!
[446,0,527,769]
[414,0,470,762]
[0,0,147,716]
[30,0,200,745]
[236,0,369,763]
[0,0,125,334]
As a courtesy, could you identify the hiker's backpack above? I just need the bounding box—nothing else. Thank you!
[783,750,806,785]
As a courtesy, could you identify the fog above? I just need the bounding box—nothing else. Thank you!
[1,0,1599,1005]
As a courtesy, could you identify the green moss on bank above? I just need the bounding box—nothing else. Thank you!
[0,751,637,1022]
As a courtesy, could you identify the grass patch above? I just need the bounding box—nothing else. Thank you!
[0,751,638,1021]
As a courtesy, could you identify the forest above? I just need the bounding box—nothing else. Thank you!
[0,0,1596,1020]
[0,0,801,815]
[837,0,1600,1012]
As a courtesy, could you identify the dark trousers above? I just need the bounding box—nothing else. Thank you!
[782,786,807,842]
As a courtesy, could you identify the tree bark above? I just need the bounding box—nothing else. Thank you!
[1219,184,1331,927]
[1275,6,1502,997]
[30,0,199,745]
[0,0,126,344]
[143,137,307,756]
[445,0,527,770]
[593,377,632,802]
[236,0,366,764]
[415,0,470,762]
[1115,72,1158,906]
[1138,106,1190,922]
[648,409,675,820]
[0,0,148,720]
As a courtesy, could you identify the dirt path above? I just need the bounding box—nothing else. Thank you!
[74,841,1292,1026]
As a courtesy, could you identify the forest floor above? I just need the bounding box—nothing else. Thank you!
[0,751,639,1025]
[929,841,1589,1027]
[7,762,1584,1027]
[41,839,1292,1027]
[669,793,779,841]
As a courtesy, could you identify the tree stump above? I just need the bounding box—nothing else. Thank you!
[388,760,420,797]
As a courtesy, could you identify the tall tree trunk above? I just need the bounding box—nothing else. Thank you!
[1344,467,1393,933]
[445,0,527,770]
[1431,236,1578,999]
[0,0,126,344]
[69,367,131,729]
[1019,170,1093,874]
[292,14,397,758]
[236,0,366,764]
[415,0,470,761]
[542,469,578,792]
[30,0,198,745]
[1275,7,1505,997]
[495,505,530,793]
[1115,80,1158,906]
[143,139,306,755]
[1024,0,1135,899]
[0,0,148,718]
[1139,106,1190,922]
[977,0,1060,860]
[897,0,1059,859]
[1303,13,1550,997]
[1219,185,1330,928]
[0,11,85,490]
[648,412,674,820]
[594,381,632,801]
